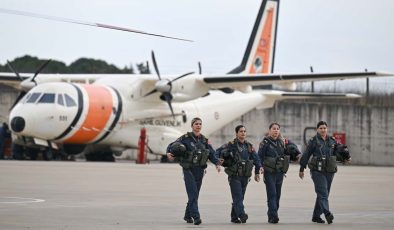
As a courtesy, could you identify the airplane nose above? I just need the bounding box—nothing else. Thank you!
[11,116,25,132]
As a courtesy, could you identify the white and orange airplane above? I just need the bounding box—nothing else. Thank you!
[0,0,392,160]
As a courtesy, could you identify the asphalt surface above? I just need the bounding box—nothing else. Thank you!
[0,161,393,230]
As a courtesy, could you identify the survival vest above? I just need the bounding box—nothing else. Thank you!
[307,135,337,173]
[177,132,210,169]
[260,137,290,174]
[222,139,254,177]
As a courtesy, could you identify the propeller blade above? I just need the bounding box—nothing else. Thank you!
[143,89,158,97]
[162,93,175,118]
[6,61,23,81]
[9,91,27,111]
[151,51,161,80]
[0,8,193,42]
[170,72,194,83]
[32,59,51,84]
[198,62,202,74]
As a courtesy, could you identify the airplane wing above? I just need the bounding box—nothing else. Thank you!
[202,71,393,88]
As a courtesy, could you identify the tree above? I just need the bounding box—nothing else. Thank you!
[1,55,138,74]
[0,55,67,73]
[136,61,151,74]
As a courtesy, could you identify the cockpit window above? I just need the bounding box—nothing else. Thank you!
[38,93,55,103]
[57,94,64,106]
[64,94,77,107]
[22,93,31,103]
[26,93,42,103]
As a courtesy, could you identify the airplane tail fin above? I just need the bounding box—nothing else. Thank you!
[228,0,279,74]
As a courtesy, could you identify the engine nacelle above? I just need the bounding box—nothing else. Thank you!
[170,76,210,102]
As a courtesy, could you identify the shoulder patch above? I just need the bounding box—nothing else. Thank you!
[177,133,189,141]
[259,139,268,147]
[246,142,254,152]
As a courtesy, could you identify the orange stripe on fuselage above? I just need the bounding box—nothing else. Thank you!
[65,85,113,143]
[249,8,274,74]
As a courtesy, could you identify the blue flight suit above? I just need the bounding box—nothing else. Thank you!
[0,124,11,159]
[300,133,337,219]
[0,126,4,159]
[216,139,261,222]
[167,132,219,221]
[258,137,294,221]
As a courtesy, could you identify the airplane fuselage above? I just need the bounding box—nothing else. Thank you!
[9,78,271,155]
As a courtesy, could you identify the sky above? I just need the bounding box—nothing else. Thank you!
[1,0,394,75]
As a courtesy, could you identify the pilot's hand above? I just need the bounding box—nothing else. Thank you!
[166,153,174,161]
[215,165,221,173]
[259,167,264,175]
[344,158,352,165]
[219,158,224,165]
[254,174,260,182]
[299,171,304,180]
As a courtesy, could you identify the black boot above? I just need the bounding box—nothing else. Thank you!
[239,213,248,223]
[268,216,279,224]
[193,217,202,225]
[231,218,241,224]
[183,216,193,223]
[312,216,325,224]
[325,213,334,224]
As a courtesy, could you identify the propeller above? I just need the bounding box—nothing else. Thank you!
[6,61,23,81]
[7,59,51,110]
[31,59,52,85]
[198,62,202,74]
[0,7,193,42]
[145,51,194,118]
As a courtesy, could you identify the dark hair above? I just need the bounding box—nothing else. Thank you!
[235,125,245,133]
[269,122,280,129]
[316,120,328,128]
[191,117,202,126]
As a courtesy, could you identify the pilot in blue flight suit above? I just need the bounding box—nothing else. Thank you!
[166,117,221,225]
[0,123,11,159]
[299,121,350,224]
[216,125,262,224]
[258,122,300,224]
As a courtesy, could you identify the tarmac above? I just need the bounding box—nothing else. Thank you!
[0,160,393,230]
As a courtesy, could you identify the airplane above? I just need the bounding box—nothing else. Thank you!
[0,0,392,161]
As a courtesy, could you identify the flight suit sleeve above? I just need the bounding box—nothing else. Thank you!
[207,142,220,165]
[299,138,314,172]
[257,141,268,165]
[250,147,262,175]
[215,145,224,159]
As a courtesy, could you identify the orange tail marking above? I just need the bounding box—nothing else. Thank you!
[249,8,274,74]
[65,85,113,143]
